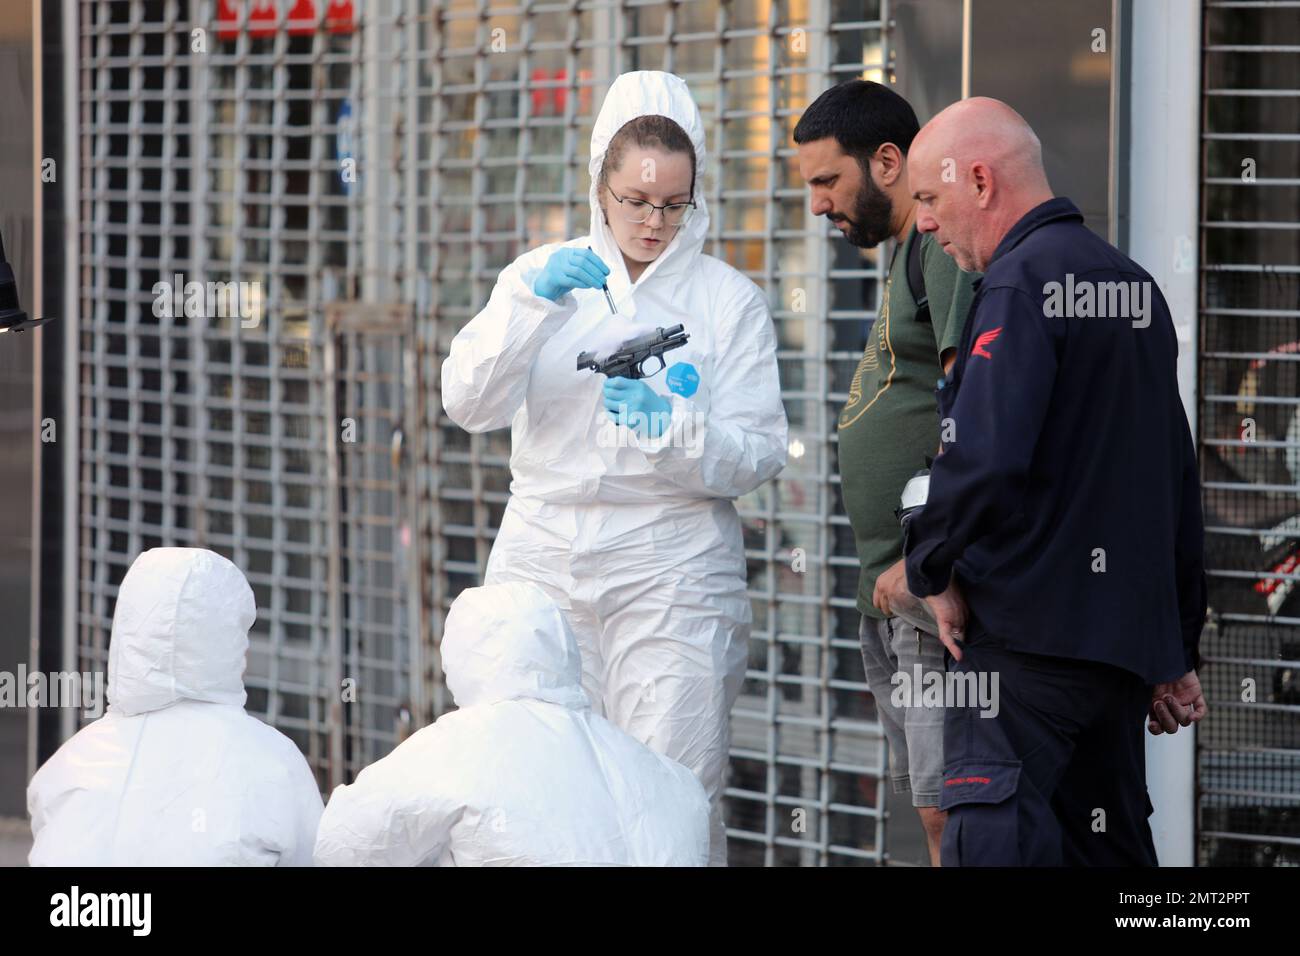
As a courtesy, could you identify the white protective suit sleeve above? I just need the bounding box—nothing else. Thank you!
[313,725,463,867]
[441,242,581,433]
[631,276,788,498]
[275,750,326,866]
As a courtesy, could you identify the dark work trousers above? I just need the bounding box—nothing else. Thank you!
[939,633,1160,866]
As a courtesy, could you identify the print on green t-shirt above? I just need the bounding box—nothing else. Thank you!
[837,225,978,618]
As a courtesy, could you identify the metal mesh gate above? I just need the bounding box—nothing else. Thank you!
[1198,0,1300,866]
[70,0,900,865]
[71,0,392,791]
[323,302,422,784]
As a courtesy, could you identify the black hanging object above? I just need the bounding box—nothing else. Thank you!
[0,230,54,333]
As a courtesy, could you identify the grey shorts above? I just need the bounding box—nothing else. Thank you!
[858,614,947,808]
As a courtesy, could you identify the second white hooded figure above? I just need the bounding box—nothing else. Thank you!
[441,70,788,864]
[313,582,710,866]
[27,548,324,866]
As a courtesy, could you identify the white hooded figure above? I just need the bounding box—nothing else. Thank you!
[313,582,710,866]
[441,71,787,865]
[27,548,323,866]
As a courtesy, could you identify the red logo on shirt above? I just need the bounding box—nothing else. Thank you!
[972,327,1003,359]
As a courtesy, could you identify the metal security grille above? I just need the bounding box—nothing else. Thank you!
[1199,0,1300,867]
[70,0,897,865]
[323,302,423,781]
[71,0,379,789]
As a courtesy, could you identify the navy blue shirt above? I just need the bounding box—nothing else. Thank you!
[904,198,1206,685]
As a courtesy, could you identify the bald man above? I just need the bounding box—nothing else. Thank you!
[901,98,1208,866]
[795,80,978,866]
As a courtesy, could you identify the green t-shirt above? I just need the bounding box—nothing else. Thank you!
[837,225,978,618]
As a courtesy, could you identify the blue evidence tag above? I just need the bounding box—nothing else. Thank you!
[666,362,700,398]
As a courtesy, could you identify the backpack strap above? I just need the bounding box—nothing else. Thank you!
[906,230,931,324]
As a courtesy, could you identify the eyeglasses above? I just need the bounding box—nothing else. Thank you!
[606,187,696,227]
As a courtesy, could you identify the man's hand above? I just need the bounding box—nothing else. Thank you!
[872,558,911,618]
[923,578,968,660]
[1147,670,1207,735]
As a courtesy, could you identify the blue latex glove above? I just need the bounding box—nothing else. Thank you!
[603,377,672,438]
[534,248,610,302]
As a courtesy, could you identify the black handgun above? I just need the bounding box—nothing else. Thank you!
[576,324,689,379]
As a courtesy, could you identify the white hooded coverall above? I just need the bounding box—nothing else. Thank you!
[27,548,324,866]
[440,71,788,864]
[313,582,710,866]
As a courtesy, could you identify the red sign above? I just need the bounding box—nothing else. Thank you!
[248,0,276,38]
[287,0,317,36]
[325,0,355,34]
[215,0,353,41]
[216,0,239,40]
[529,68,594,117]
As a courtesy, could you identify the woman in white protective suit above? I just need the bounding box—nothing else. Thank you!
[441,71,788,865]
[27,548,324,866]
[314,582,711,866]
